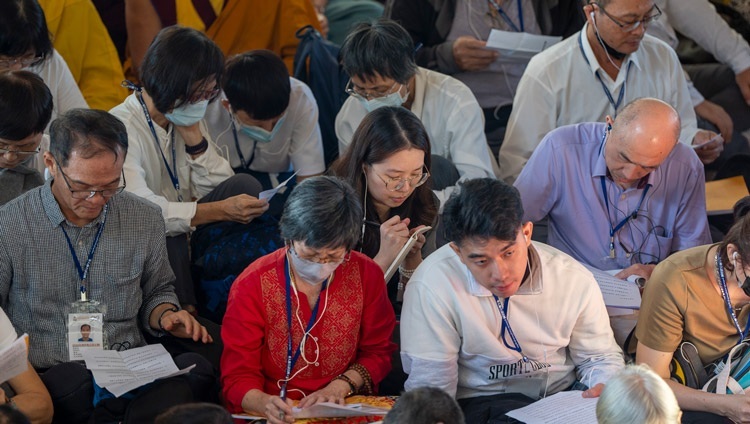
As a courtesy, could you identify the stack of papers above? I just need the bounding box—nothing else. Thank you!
[486,29,562,59]
[583,265,641,310]
[0,334,29,383]
[81,344,195,397]
[506,391,597,423]
[232,402,390,420]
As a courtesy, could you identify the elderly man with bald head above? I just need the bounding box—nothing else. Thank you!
[514,98,711,282]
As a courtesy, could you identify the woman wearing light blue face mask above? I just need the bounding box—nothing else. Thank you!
[221,176,396,424]
[111,26,270,315]
[205,50,326,219]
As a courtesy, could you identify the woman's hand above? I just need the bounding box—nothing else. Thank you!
[296,379,351,408]
[373,216,410,270]
[407,226,427,257]
[263,395,295,424]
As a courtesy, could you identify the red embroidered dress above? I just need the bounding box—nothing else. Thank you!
[221,248,397,412]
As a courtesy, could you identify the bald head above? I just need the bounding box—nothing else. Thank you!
[604,98,680,188]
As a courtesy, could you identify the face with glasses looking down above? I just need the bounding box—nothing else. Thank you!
[585,0,662,56]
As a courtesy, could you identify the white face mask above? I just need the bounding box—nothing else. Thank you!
[289,247,341,285]
[236,114,286,143]
[358,85,408,112]
[165,100,209,126]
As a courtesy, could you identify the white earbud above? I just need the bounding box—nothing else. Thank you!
[524,235,529,242]
[590,11,595,19]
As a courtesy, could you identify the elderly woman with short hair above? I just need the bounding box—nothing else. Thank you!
[220,176,396,423]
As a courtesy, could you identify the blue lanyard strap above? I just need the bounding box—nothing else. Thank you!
[492,295,528,362]
[281,254,328,398]
[577,33,633,116]
[133,90,183,202]
[599,170,651,259]
[488,0,524,32]
[60,204,109,300]
[230,120,256,171]
[715,252,750,342]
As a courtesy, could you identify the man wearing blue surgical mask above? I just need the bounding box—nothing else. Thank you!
[205,49,325,210]
[335,19,495,208]
[110,26,270,315]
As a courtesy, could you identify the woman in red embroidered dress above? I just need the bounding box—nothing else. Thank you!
[220,176,397,423]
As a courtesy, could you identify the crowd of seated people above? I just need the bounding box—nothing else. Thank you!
[3,1,750,423]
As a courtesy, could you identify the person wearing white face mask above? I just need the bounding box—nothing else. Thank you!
[110,26,270,314]
[205,50,325,217]
[335,19,496,208]
[221,176,397,424]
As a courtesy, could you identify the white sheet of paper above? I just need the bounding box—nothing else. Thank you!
[583,265,641,309]
[292,402,390,419]
[258,170,300,201]
[231,414,265,421]
[0,334,29,383]
[506,391,598,424]
[82,344,195,397]
[486,29,562,59]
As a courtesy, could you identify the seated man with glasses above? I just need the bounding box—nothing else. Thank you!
[0,71,52,206]
[0,109,217,423]
[499,0,723,184]
[111,26,270,314]
[335,18,495,207]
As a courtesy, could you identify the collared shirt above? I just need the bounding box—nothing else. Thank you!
[335,67,495,206]
[29,49,89,133]
[205,78,325,176]
[499,24,697,183]
[109,94,234,236]
[514,122,711,270]
[401,242,624,399]
[0,181,178,369]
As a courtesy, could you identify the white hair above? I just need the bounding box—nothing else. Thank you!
[596,364,681,424]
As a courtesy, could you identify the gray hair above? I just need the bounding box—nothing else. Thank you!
[280,176,363,251]
[596,364,681,424]
[384,387,465,424]
[49,109,128,167]
[340,18,419,84]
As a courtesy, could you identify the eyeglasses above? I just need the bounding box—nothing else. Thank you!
[0,53,45,70]
[374,166,430,191]
[187,86,220,104]
[0,145,41,157]
[594,3,662,32]
[54,159,127,200]
[291,243,349,265]
[345,79,402,101]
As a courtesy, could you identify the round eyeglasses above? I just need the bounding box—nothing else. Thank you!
[374,166,430,192]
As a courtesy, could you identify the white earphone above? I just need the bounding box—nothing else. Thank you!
[590,11,595,19]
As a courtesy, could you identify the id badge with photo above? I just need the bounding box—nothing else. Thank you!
[68,299,105,361]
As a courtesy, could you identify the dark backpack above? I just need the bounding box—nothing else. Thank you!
[293,25,349,167]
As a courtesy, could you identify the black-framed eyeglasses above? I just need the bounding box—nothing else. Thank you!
[374,166,430,192]
[54,158,127,200]
[0,145,41,157]
[345,79,402,101]
[593,2,662,32]
[0,53,45,70]
[187,86,221,104]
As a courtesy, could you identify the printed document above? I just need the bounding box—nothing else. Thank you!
[583,265,641,309]
[486,29,562,59]
[232,403,390,420]
[82,344,195,397]
[506,391,597,423]
[0,334,29,383]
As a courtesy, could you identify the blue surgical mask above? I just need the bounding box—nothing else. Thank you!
[358,86,408,112]
[237,114,286,143]
[165,100,209,126]
[289,246,341,285]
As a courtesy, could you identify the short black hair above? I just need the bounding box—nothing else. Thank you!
[223,50,291,120]
[0,404,30,424]
[384,387,465,424]
[140,26,224,114]
[340,18,418,84]
[443,178,524,245]
[49,109,128,167]
[0,0,53,60]
[80,324,91,331]
[0,71,52,140]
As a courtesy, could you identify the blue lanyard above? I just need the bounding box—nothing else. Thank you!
[60,204,109,301]
[230,120,256,171]
[577,33,633,116]
[599,175,650,259]
[133,90,183,202]
[488,0,524,32]
[492,295,528,362]
[281,254,329,399]
[715,252,750,342]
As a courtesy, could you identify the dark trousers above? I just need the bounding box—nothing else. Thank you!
[458,393,535,424]
[430,154,460,191]
[40,352,218,424]
[165,174,263,305]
